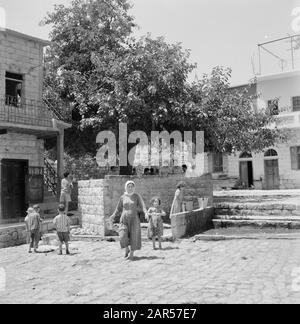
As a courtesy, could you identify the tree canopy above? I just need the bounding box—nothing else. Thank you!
[43,0,288,159]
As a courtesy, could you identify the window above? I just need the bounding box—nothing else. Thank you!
[267,99,279,115]
[212,152,223,173]
[239,152,252,159]
[292,96,300,112]
[290,146,300,170]
[264,149,278,157]
[5,72,23,107]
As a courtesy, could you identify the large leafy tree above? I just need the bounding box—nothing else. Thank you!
[186,67,288,154]
[43,0,288,162]
[42,0,136,156]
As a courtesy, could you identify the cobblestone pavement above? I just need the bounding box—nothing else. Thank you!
[1,238,300,304]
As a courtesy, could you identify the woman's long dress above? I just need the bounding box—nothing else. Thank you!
[170,189,184,216]
[110,193,145,251]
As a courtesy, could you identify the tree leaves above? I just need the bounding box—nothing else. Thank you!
[43,0,288,158]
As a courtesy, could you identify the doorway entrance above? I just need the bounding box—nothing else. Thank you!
[1,159,28,223]
[264,149,279,190]
[239,161,254,188]
[239,152,254,188]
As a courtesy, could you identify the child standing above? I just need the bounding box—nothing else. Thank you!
[53,204,71,255]
[25,207,41,253]
[33,204,43,240]
[147,197,166,250]
[60,172,74,215]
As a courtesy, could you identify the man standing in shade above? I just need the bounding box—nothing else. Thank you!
[60,172,73,215]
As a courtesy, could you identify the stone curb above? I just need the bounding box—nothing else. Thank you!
[71,234,175,243]
[192,234,300,242]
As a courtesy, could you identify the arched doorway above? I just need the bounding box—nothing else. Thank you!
[239,152,254,188]
[264,149,279,190]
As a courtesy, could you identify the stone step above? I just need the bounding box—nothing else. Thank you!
[39,202,59,213]
[214,215,300,221]
[214,203,299,211]
[44,195,58,203]
[213,219,300,229]
[214,208,300,217]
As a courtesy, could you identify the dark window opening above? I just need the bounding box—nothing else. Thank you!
[239,152,252,159]
[5,72,23,107]
[292,96,300,112]
[268,99,279,115]
[291,146,300,170]
[212,152,223,173]
[264,149,278,157]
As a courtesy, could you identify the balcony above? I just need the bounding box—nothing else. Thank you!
[0,95,57,129]
[274,110,300,128]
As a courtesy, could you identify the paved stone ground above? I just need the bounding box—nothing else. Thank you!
[1,238,300,304]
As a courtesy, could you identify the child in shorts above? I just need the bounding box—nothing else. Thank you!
[25,207,41,253]
[53,204,71,255]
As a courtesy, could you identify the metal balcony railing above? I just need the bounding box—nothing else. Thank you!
[44,157,58,196]
[0,95,57,128]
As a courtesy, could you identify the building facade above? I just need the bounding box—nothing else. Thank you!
[0,29,70,224]
[211,69,300,190]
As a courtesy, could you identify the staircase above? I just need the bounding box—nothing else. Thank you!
[213,191,300,230]
[40,157,59,219]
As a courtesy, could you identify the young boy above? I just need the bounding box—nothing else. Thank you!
[53,204,71,255]
[25,207,41,253]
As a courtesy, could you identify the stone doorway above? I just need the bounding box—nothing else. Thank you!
[1,159,28,223]
[239,152,254,188]
[264,149,280,190]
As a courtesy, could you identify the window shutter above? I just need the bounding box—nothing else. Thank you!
[291,147,298,170]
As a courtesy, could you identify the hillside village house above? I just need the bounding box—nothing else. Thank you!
[212,35,300,190]
[0,29,70,226]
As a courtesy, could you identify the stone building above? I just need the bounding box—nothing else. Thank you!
[0,28,70,229]
[211,36,300,190]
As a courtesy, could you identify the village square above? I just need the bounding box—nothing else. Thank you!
[1,0,300,305]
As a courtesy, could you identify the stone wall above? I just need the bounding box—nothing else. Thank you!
[0,132,44,167]
[0,220,59,249]
[0,30,44,101]
[171,207,214,239]
[78,174,213,237]
[0,224,27,248]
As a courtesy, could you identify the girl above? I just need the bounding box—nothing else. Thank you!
[147,197,166,250]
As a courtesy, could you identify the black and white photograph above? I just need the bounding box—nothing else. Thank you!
[0,0,300,307]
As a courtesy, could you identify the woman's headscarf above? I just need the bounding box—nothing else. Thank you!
[124,180,136,196]
[27,207,35,215]
[124,180,147,216]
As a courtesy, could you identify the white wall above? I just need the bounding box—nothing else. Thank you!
[256,72,300,113]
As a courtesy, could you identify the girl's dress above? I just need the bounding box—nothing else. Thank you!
[110,193,145,251]
[147,207,164,239]
[170,189,184,216]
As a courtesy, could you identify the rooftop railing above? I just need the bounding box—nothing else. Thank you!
[258,35,300,75]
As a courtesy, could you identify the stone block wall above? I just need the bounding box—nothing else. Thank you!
[0,31,44,101]
[0,220,60,249]
[0,224,27,248]
[0,132,44,167]
[78,174,213,237]
[171,207,214,239]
